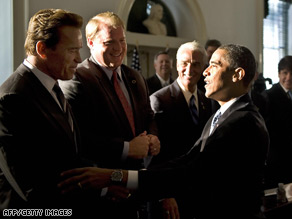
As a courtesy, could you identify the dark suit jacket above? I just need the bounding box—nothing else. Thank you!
[150,80,218,165]
[139,94,269,219]
[149,81,218,218]
[60,57,156,170]
[262,83,292,187]
[60,57,157,218]
[250,89,269,120]
[0,64,94,213]
[146,74,174,95]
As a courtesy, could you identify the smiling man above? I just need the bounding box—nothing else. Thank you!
[59,44,269,219]
[262,55,292,189]
[149,41,218,219]
[59,12,159,219]
[0,8,96,214]
[146,51,174,95]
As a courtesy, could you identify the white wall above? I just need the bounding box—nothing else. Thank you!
[197,0,263,65]
[0,0,13,84]
[12,0,263,74]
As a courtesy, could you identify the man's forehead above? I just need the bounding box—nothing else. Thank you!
[210,49,227,63]
[179,50,202,61]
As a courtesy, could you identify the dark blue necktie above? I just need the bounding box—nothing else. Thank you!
[189,95,199,125]
[212,111,222,127]
[209,111,222,135]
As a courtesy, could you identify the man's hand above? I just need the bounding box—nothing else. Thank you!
[106,186,132,202]
[148,134,160,156]
[128,131,150,159]
[161,198,180,219]
[58,167,121,194]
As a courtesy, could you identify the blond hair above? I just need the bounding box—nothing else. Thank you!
[86,11,125,40]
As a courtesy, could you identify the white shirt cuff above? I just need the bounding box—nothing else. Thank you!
[127,170,138,190]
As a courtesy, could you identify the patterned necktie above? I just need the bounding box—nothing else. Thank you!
[189,95,199,125]
[112,71,135,135]
[53,83,74,132]
[210,111,222,135]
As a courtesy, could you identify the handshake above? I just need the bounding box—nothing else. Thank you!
[58,131,160,197]
[128,131,160,158]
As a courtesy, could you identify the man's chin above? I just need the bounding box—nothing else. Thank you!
[109,61,122,69]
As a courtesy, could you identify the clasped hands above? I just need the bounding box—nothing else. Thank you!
[128,131,160,159]
[58,131,160,199]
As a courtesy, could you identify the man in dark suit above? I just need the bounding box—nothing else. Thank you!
[59,44,269,219]
[0,9,97,216]
[262,55,292,189]
[149,41,218,219]
[60,12,160,219]
[146,51,174,95]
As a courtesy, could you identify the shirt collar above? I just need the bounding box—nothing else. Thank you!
[91,56,122,81]
[23,59,56,92]
[279,82,290,93]
[219,95,243,115]
[156,73,170,86]
[176,77,198,105]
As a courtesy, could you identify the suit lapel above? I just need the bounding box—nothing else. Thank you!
[170,81,204,126]
[20,67,76,147]
[88,60,134,136]
[120,66,138,116]
[153,74,163,90]
[169,81,194,120]
[169,81,185,103]
[201,94,251,151]
[199,117,213,152]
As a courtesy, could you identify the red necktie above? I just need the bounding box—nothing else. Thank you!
[112,71,135,135]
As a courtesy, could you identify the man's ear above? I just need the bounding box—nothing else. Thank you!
[232,67,245,82]
[36,41,47,59]
[87,37,94,49]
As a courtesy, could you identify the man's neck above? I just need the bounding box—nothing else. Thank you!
[157,73,169,81]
